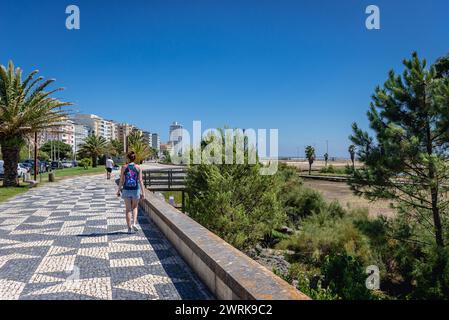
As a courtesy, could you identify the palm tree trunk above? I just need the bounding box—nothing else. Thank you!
[1,144,20,187]
[308,163,312,175]
[92,153,98,168]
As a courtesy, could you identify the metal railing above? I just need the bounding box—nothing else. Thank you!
[142,168,187,212]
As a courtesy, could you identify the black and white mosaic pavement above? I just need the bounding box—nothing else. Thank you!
[0,174,212,300]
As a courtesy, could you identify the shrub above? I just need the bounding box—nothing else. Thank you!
[78,158,91,169]
[322,253,374,300]
[320,165,347,175]
[187,162,286,250]
[278,208,375,266]
[285,263,341,300]
[320,164,336,174]
[357,214,449,299]
[281,186,327,227]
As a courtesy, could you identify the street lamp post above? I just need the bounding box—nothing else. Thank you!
[34,131,38,181]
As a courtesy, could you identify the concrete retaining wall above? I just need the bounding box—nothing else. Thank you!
[139,189,310,300]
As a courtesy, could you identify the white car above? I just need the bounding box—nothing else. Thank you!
[0,160,30,178]
[61,161,73,168]
[17,163,29,178]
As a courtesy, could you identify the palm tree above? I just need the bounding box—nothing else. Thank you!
[324,152,329,168]
[78,135,108,167]
[0,61,70,186]
[129,140,151,164]
[109,139,124,157]
[348,144,356,171]
[127,131,151,164]
[305,146,315,175]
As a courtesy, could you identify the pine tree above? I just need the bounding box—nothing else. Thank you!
[349,52,449,248]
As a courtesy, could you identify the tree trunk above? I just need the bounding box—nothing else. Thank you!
[308,163,312,175]
[1,144,20,187]
[425,115,444,248]
[92,154,97,168]
[430,187,444,247]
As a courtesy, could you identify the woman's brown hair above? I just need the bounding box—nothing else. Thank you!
[127,151,136,162]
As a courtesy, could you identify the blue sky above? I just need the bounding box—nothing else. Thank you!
[1,0,448,157]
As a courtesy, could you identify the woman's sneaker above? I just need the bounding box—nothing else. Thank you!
[132,225,139,232]
[127,227,133,234]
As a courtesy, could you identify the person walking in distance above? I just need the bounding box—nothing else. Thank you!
[105,156,114,180]
[116,151,145,233]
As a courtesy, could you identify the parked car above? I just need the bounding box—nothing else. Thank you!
[40,161,50,173]
[61,160,73,168]
[17,163,29,178]
[22,159,40,171]
[0,161,29,178]
[51,161,63,170]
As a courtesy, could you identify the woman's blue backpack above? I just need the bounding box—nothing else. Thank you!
[123,164,138,190]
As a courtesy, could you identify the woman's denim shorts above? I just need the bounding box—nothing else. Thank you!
[121,187,140,200]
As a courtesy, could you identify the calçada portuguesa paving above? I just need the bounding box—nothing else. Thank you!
[0,173,212,300]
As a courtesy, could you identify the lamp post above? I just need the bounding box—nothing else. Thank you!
[33,131,38,181]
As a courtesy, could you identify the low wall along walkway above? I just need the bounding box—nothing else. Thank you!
[139,189,310,300]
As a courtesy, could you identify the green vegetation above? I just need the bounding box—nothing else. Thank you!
[40,141,73,160]
[127,131,152,164]
[109,139,124,157]
[162,191,183,204]
[182,53,449,300]
[186,131,286,250]
[0,181,29,202]
[160,150,172,164]
[78,158,92,169]
[0,60,71,187]
[305,145,315,175]
[319,164,351,175]
[38,166,105,180]
[78,135,108,167]
[349,52,449,298]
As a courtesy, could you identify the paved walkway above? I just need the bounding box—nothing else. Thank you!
[0,173,212,300]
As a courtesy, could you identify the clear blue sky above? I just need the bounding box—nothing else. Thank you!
[1,0,448,157]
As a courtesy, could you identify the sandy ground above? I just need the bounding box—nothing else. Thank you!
[302,179,396,218]
[282,160,363,172]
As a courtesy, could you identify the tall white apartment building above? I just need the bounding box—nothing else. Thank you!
[74,124,89,154]
[40,119,76,154]
[71,114,116,141]
[71,114,100,136]
[168,121,183,153]
[151,133,160,151]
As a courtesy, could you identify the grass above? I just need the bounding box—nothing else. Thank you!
[161,191,183,205]
[0,166,107,203]
[38,166,106,181]
[0,182,29,203]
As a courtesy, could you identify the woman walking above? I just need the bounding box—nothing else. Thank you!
[117,151,145,233]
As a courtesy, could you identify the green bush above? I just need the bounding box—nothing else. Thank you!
[187,162,286,250]
[283,263,341,300]
[78,158,91,169]
[357,214,449,299]
[322,253,374,300]
[281,185,327,227]
[319,165,347,175]
[278,208,375,266]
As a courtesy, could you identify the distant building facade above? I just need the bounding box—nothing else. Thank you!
[168,121,183,153]
[151,133,160,151]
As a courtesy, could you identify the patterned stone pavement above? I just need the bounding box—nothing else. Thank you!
[0,173,212,300]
